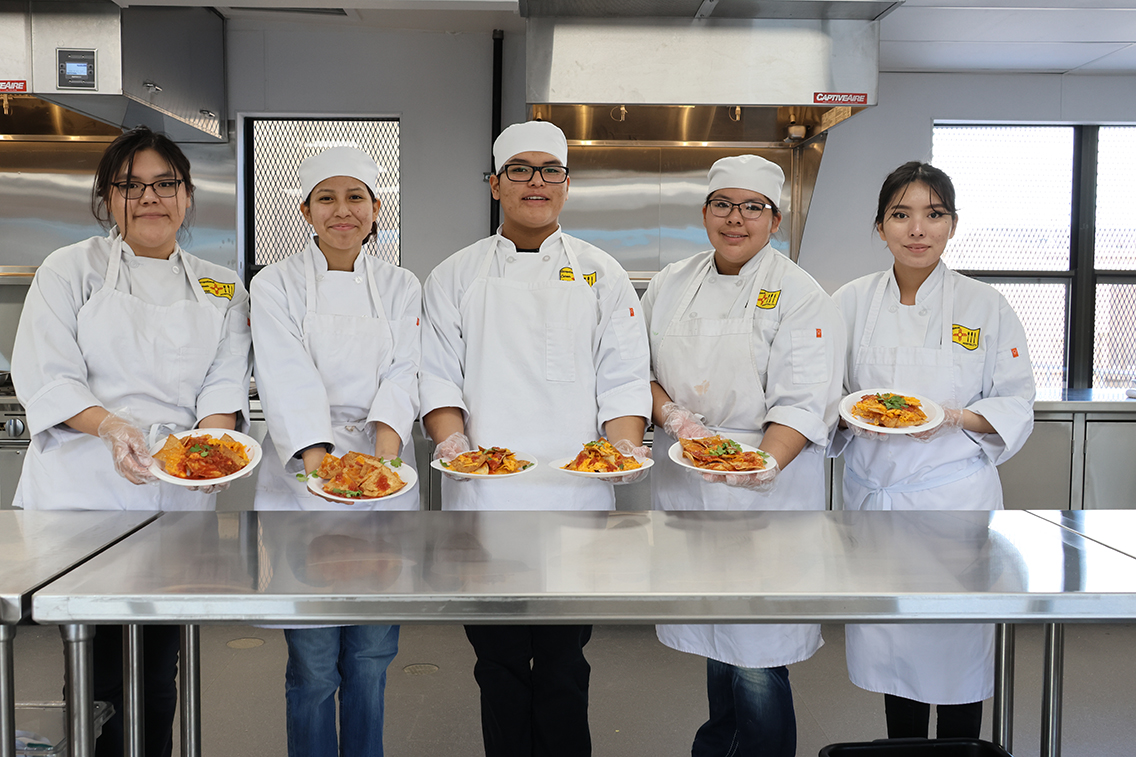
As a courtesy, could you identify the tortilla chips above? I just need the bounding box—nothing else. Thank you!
[850,392,928,428]
[562,438,642,473]
[441,446,532,475]
[153,433,249,480]
[679,435,767,472]
[315,451,407,499]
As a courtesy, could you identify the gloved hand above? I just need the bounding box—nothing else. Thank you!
[661,402,712,440]
[911,406,965,443]
[97,414,157,485]
[702,453,780,492]
[189,481,230,494]
[433,431,472,482]
[609,439,652,485]
[848,423,890,442]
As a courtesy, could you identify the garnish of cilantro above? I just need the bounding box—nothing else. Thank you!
[706,439,742,456]
[876,393,909,410]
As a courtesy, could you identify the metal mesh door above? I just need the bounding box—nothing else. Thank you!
[991,281,1069,393]
[1095,127,1136,270]
[247,118,400,269]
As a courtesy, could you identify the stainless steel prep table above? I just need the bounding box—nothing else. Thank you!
[0,511,157,757]
[31,509,1136,757]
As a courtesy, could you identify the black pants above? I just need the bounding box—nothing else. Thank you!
[884,693,983,739]
[463,624,592,757]
[91,624,181,757]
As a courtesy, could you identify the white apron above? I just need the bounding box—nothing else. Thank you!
[442,236,612,511]
[843,272,996,704]
[652,253,824,669]
[256,249,419,512]
[15,237,224,511]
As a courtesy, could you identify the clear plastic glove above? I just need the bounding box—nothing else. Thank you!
[97,414,157,485]
[188,481,230,494]
[661,402,712,441]
[848,423,890,442]
[911,406,965,443]
[433,431,472,483]
[609,439,652,485]
[702,453,780,492]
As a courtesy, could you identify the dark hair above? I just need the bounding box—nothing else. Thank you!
[91,126,195,236]
[302,183,379,245]
[703,190,781,217]
[874,161,957,228]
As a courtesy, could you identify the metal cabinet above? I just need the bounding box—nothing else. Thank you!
[1084,421,1136,510]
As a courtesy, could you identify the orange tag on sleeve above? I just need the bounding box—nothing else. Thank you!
[1012,348,1019,358]
[816,328,822,338]
[629,307,635,317]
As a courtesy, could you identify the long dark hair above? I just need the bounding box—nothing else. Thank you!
[874,161,957,229]
[91,126,195,237]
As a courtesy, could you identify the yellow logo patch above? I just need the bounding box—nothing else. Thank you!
[559,267,597,287]
[952,324,981,351]
[198,277,235,300]
[756,289,781,309]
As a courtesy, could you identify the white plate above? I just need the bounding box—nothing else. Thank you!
[667,439,771,475]
[550,456,654,479]
[430,451,537,479]
[839,388,945,435]
[305,461,418,504]
[148,428,262,487]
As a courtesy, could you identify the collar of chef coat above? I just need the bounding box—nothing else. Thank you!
[712,243,774,277]
[307,236,369,273]
[492,225,564,254]
[886,259,947,305]
[113,230,186,265]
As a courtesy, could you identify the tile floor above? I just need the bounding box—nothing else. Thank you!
[10,621,1136,756]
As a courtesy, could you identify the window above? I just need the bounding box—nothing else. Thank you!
[933,125,1136,391]
[241,117,400,286]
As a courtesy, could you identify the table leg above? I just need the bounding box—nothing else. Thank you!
[60,624,94,757]
[993,623,1015,753]
[1041,622,1064,757]
[1,625,15,757]
[123,625,144,757]
[179,625,201,757]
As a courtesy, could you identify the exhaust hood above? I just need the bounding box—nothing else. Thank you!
[0,1,226,143]
[518,2,898,267]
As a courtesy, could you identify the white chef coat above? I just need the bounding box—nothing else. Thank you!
[251,239,421,511]
[832,261,1035,704]
[12,232,251,511]
[643,246,845,668]
[420,228,651,511]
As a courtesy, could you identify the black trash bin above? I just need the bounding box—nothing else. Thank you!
[819,737,1012,756]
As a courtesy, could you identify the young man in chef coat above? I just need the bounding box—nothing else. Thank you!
[420,120,652,757]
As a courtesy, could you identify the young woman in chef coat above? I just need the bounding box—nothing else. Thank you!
[420,121,652,757]
[831,161,1035,738]
[11,126,251,756]
[250,146,420,757]
[642,154,846,757]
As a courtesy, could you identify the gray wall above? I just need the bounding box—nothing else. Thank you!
[799,72,1136,294]
[227,18,528,283]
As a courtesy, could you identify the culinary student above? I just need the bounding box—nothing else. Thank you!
[420,120,652,757]
[643,154,845,757]
[250,146,420,757]
[11,125,251,757]
[831,161,1035,738]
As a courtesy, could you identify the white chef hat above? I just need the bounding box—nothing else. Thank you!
[493,121,569,170]
[299,146,379,201]
[707,155,784,207]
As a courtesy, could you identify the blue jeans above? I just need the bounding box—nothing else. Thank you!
[692,660,796,757]
[284,625,400,757]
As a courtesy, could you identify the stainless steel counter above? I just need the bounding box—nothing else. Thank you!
[0,511,157,757]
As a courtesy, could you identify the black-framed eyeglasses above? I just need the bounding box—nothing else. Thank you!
[498,164,569,184]
[111,179,184,199]
[705,198,772,219]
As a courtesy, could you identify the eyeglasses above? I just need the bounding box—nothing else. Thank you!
[498,164,569,184]
[706,198,773,219]
[111,179,184,199]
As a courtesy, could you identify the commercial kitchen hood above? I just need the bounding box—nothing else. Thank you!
[518,2,898,266]
[0,1,226,143]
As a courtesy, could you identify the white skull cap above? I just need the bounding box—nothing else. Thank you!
[707,154,784,207]
[493,121,569,170]
[299,146,380,200]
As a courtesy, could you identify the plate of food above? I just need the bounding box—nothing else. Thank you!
[430,446,536,479]
[668,435,771,475]
[149,428,262,486]
[303,451,418,504]
[839,389,945,435]
[552,438,653,479]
